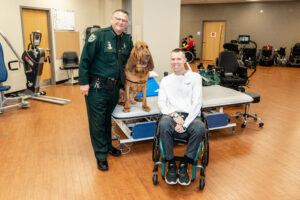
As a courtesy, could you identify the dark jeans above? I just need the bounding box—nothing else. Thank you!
[159,114,205,161]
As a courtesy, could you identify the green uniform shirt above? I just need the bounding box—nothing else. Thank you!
[78,26,133,85]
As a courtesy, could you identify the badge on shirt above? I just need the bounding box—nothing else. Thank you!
[107,41,112,50]
[123,43,126,49]
[88,34,96,43]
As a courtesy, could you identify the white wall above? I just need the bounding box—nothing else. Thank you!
[1,0,180,93]
[0,0,122,93]
[131,0,144,42]
[99,0,122,27]
[132,0,181,81]
[0,0,31,92]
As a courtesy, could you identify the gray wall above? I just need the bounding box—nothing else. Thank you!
[181,1,300,59]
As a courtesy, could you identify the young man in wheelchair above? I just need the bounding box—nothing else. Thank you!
[182,35,196,63]
[183,35,194,52]
[157,48,205,186]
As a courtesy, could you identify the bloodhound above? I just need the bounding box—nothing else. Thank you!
[119,41,154,112]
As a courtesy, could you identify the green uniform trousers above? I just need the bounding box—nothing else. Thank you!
[85,80,119,160]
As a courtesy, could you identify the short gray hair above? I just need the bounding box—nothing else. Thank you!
[112,9,129,17]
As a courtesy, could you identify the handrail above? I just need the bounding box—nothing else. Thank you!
[0,31,23,70]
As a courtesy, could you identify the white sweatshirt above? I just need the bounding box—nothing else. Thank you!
[158,70,202,128]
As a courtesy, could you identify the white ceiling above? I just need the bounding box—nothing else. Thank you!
[181,0,294,4]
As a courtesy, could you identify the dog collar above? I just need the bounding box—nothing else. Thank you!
[126,79,147,84]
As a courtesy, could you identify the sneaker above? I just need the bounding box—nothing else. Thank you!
[178,162,191,186]
[165,163,177,185]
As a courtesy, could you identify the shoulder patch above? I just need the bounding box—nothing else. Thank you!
[88,34,96,43]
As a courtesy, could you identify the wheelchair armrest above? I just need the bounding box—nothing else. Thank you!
[224,72,233,77]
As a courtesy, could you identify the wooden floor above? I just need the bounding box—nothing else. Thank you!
[0,64,300,200]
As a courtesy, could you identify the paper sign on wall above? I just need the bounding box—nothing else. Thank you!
[53,9,75,31]
[210,32,217,37]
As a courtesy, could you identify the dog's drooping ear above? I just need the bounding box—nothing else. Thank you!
[126,49,137,72]
[147,52,154,71]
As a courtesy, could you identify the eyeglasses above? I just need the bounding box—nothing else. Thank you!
[114,16,128,23]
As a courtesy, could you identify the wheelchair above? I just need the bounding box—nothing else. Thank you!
[259,45,274,66]
[287,43,300,67]
[152,115,209,190]
[222,36,257,69]
[274,47,287,66]
[184,46,196,63]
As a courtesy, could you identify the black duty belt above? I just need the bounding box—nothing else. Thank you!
[89,75,120,90]
[89,75,119,85]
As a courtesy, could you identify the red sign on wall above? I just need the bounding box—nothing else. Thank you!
[210,32,217,37]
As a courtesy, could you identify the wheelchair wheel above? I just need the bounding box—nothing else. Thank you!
[259,122,264,127]
[152,133,160,162]
[185,51,194,63]
[152,174,158,185]
[274,54,280,65]
[152,115,163,162]
[202,132,209,167]
[199,177,206,190]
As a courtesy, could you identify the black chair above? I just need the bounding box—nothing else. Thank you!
[60,51,79,85]
[217,51,255,91]
[223,42,239,54]
[85,25,101,38]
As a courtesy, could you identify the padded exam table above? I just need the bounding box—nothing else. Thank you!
[112,85,253,150]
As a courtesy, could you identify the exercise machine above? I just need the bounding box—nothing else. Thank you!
[222,35,257,69]
[20,31,71,105]
[0,31,30,114]
[237,35,257,68]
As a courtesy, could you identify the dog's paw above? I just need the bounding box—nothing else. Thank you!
[123,107,130,112]
[131,99,137,104]
[118,101,125,106]
[143,106,151,112]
